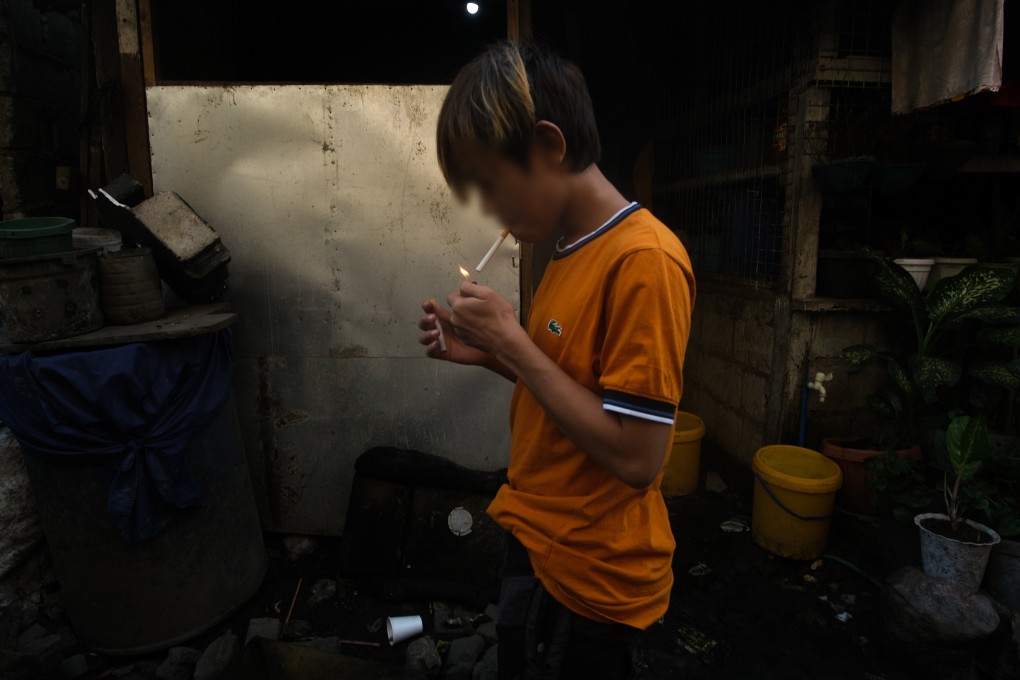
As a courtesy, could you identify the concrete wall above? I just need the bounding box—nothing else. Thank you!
[0,0,79,219]
[783,311,894,450]
[147,85,519,536]
[681,284,780,465]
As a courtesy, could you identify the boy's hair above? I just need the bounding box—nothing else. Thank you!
[437,41,601,195]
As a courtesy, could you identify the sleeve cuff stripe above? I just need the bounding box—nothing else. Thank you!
[604,403,676,425]
[603,389,677,417]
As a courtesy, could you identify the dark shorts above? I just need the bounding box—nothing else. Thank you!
[496,533,641,680]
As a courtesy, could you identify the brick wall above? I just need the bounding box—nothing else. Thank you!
[681,286,779,465]
[683,292,894,465]
[0,0,80,220]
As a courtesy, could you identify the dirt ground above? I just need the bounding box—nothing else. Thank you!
[13,459,938,680]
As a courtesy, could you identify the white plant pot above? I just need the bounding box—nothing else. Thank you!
[894,258,935,291]
[924,257,977,292]
[915,512,1001,593]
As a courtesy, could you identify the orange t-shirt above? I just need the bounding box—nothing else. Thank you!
[487,203,695,630]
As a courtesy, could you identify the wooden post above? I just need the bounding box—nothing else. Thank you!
[113,0,153,195]
[508,0,534,324]
[138,0,157,88]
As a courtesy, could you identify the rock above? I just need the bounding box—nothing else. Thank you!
[194,630,240,680]
[405,635,441,679]
[245,617,281,644]
[15,622,48,651]
[442,635,485,680]
[282,619,313,640]
[282,535,318,561]
[433,602,474,638]
[18,633,62,656]
[155,646,201,680]
[0,428,43,584]
[307,578,337,606]
[56,654,88,679]
[472,645,497,680]
[475,621,497,644]
[883,566,1000,644]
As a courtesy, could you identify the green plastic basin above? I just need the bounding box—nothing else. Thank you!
[0,217,75,260]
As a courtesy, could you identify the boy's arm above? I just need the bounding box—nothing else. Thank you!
[448,276,682,490]
[495,331,672,489]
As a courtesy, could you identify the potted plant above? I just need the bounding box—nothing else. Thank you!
[915,415,1001,592]
[836,255,1019,514]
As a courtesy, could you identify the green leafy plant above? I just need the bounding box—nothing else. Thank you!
[867,451,932,523]
[841,254,1019,449]
[961,443,1020,538]
[937,415,991,531]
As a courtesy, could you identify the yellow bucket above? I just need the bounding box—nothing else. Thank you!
[751,445,843,560]
[661,412,705,497]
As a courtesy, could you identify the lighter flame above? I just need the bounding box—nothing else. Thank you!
[459,265,471,278]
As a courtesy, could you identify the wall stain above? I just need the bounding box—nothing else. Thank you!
[275,409,310,430]
[330,344,369,358]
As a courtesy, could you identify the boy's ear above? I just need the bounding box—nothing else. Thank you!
[532,120,567,166]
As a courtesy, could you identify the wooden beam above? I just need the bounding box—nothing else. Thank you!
[507,0,532,41]
[138,0,157,87]
[113,0,153,195]
[507,0,534,324]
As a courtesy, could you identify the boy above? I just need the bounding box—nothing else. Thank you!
[417,42,694,679]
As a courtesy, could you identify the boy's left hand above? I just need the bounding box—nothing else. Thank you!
[448,282,523,355]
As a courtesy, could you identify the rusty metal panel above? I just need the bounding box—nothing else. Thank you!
[146,85,517,535]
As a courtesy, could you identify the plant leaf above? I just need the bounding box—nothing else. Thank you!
[885,357,917,398]
[909,354,962,402]
[968,361,1020,390]
[978,326,1020,347]
[868,256,925,320]
[927,267,1016,322]
[866,390,902,416]
[954,306,1020,325]
[841,344,878,368]
[946,415,990,482]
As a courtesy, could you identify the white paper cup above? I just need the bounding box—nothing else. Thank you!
[386,615,423,645]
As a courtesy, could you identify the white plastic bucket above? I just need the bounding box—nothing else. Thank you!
[72,227,122,253]
[894,258,935,291]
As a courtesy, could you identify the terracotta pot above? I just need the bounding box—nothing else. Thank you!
[821,437,922,515]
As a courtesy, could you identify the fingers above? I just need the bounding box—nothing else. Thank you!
[418,328,441,346]
[417,313,438,331]
[459,281,490,298]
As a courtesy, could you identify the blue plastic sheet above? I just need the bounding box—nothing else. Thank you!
[0,330,233,541]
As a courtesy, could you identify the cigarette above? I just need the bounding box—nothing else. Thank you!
[435,317,448,352]
[475,229,511,272]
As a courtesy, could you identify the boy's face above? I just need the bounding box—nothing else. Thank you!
[454,142,568,244]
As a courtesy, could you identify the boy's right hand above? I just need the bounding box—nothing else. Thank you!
[418,298,490,366]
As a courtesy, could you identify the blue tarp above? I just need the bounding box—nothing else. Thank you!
[0,330,233,541]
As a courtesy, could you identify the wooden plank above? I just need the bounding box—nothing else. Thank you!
[79,0,94,227]
[507,0,534,324]
[0,306,236,353]
[91,0,130,185]
[138,0,157,87]
[113,0,153,195]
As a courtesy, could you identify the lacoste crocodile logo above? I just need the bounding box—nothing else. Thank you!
[547,319,563,336]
